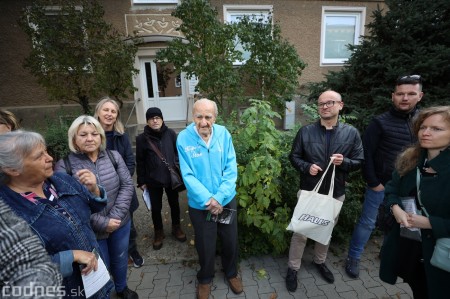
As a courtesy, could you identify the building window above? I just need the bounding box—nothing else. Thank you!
[133,0,178,4]
[321,6,366,65]
[224,5,273,65]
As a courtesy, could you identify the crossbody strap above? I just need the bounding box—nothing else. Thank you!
[416,167,430,217]
[146,139,172,171]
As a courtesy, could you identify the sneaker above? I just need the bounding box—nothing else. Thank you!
[313,262,335,283]
[227,276,243,294]
[196,283,211,299]
[117,286,139,299]
[285,268,298,292]
[345,256,360,278]
[129,250,144,268]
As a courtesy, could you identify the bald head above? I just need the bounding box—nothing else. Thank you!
[193,98,218,117]
[318,90,342,102]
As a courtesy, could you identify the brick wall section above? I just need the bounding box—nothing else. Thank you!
[0,0,386,126]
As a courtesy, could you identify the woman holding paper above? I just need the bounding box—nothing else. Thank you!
[380,106,450,298]
[0,130,113,298]
[136,107,186,250]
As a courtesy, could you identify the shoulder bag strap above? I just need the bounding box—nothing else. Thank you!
[416,168,430,217]
[105,149,118,171]
[63,156,73,176]
[146,139,172,170]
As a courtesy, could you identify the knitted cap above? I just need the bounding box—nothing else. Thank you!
[146,107,163,121]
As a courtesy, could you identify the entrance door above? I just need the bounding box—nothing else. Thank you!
[139,58,187,121]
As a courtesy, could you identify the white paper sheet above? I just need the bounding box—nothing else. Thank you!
[81,253,110,298]
[142,188,151,210]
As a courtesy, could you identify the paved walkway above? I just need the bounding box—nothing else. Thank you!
[120,185,412,299]
[121,235,412,299]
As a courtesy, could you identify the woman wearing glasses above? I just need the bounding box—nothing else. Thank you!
[136,107,186,250]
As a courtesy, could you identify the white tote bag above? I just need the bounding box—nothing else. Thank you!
[286,158,343,245]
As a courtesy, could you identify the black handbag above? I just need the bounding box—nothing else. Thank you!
[147,139,186,192]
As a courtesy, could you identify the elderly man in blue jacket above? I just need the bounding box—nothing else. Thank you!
[176,98,242,299]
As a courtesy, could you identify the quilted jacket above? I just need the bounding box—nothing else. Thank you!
[55,150,134,240]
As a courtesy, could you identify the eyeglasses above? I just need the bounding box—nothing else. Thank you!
[397,75,422,84]
[149,116,162,121]
[317,100,341,108]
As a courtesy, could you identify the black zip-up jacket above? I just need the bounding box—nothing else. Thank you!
[289,120,364,198]
[363,107,418,187]
[136,124,179,188]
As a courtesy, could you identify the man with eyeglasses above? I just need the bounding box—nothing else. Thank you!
[136,107,187,251]
[345,75,424,279]
[286,90,364,292]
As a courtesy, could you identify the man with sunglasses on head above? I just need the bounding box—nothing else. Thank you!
[285,90,364,292]
[345,75,424,279]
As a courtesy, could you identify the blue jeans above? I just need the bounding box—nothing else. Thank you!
[98,220,131,293]
[347,187,385,259]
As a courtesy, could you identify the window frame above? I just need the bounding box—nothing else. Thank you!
[320,6,366,66]
[223,5,273,65]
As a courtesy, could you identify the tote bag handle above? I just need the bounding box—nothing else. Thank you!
[312,157,336,197]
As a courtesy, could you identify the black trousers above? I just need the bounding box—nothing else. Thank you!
[148,186,180,230]
[189,198,238,284]
[397,238,428,299]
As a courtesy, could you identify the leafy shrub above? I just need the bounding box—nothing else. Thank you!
[231,100,296,257]
[40,112,77,163]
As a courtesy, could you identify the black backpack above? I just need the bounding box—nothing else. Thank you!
[63,149,118,176]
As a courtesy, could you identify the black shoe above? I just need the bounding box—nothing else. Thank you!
[129,250,144,268]
[117,287,139,299]
[345,256,360,278]
[285,268,298,292]
[313,262,334,283]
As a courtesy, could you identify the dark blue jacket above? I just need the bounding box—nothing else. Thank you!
[107,131,139,212]
[363,107,418,187]
[0,172,113,298]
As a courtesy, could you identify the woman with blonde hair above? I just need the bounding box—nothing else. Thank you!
[55,115,138,299]
[380,106,450,298]
[94,96,143,268]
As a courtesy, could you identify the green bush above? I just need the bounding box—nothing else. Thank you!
[230,100,297,257]
[39,112,77,163]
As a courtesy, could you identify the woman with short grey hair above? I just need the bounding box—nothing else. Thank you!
[0,130,113,298]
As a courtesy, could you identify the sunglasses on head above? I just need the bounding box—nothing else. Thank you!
[397,74,422,84]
